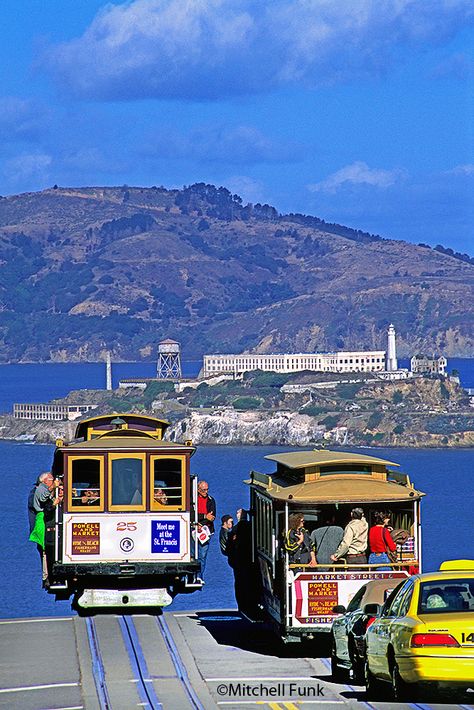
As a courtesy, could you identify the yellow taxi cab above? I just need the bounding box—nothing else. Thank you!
[365,560,474,701]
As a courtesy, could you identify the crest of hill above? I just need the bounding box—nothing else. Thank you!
[0,183,472,362]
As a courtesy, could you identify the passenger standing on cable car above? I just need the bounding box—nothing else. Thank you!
[311,513,343,567]
[284,513,317,570]
[29,472,57,587]
[219,514,234,557]
[43,480,63,587]
[197,480,216,578]
[368,511,396,571]
[331,507,368,569]
[27,476,41,534]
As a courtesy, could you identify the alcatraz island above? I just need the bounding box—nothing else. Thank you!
[1,184,473,446]
[4,328,474,448]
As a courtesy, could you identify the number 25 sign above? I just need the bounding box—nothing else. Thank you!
[116,522,137,531]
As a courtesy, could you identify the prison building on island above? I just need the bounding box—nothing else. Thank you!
[202,350,386,378]
[13,403,98,421]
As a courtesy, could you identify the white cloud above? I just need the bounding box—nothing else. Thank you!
[43,0,474,100]
[308,161,406,193]
[447,163,474,176]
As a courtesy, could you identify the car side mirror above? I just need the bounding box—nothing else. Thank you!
[332,604,346,614]
[363,603,381,616]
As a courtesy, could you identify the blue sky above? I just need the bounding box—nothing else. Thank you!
[1,0,473,252]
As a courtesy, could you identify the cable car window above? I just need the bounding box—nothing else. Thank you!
[319,465,371,476]
[151,457,184,510]
[109,455,146,510]
[68,456,104,511]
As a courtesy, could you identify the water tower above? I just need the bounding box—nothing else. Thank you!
[157,339,182,379]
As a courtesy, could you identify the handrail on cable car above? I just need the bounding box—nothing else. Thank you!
[288,561,418,570]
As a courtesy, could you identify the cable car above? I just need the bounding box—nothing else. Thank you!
[246,449,424,641]
[46,413,202,611]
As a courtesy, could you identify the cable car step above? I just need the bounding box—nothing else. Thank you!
[77,587,173,609]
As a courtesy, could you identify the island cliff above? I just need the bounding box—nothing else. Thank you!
[3,369,473,447]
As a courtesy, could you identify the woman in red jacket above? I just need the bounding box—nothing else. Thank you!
[368,511,397,570]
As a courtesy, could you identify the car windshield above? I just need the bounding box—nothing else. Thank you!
[418,579,474,614]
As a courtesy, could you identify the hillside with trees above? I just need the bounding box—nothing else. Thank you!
[0,183,472,361]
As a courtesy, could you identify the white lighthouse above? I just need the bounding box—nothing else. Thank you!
[387,324,398,371]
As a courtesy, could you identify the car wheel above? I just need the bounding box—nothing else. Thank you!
[365,659,384,700]
[391,659,414,701]
[331,642,349,683]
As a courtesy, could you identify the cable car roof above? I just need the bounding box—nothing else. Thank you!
[251,475,424,503]
[59,437,195,453]
[265,449,400,469]
[74,413,170,440]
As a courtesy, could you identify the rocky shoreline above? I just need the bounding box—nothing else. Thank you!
[2,406,474,448]
[167,408,474,447]
[2,368,473,448]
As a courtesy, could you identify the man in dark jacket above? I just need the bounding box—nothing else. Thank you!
[227,508,263,620]
[219,514,234,557]
[196,480,216,579]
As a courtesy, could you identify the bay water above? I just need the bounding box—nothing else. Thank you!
[1,361,473,619]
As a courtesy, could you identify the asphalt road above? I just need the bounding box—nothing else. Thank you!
[0,611,472,710]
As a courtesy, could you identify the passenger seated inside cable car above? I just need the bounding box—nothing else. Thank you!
[154,486,168,506]
[80,487,100,505]
[151,458,183,509]
[70,458,103,509]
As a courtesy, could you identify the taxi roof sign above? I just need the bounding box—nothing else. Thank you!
[439,559,474,572]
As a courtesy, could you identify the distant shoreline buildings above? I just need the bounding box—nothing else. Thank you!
[13,325,450,421]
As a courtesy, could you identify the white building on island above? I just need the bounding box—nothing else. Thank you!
[202,349,386,378]
[201,325,420,379]
[14,403,97,421]
[410,354,447,376]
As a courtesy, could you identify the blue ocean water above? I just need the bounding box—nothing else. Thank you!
[0,360,201,414]
[1,361,473,619]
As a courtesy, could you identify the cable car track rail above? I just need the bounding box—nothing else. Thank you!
[85,614,204,709]
[85,617,112,710]
[155,614,204,710]
[119,616,163,710]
